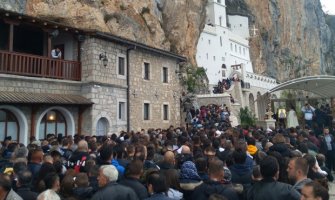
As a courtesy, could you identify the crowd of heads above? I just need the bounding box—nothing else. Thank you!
[0,123,332,200]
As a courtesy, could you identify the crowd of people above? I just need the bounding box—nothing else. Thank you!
[186,104,232,131]
[0,123,332,200]
[213,79,232,94]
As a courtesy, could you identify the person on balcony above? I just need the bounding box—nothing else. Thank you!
[51,48,62,59]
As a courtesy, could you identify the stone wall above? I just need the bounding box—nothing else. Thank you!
[196,93,231,107]
[0,74,81,94]
[80,37,128,135]
[128,49,182,131]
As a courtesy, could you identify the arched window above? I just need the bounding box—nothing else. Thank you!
[0,109,19,141]
[39,110,67,139]
[96,118,109,136]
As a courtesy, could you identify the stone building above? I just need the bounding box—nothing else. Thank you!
[0,9,185,144]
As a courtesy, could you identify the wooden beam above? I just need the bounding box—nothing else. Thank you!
[48,34,52,58]
[3,19,20,26]
[30,105,38,138]
[9,23,14,52]
[78,106,84,135]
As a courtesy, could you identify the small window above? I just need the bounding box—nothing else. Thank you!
[239,47,241,54]
[118,102,126,120]
[163,105,169,120]
[208,39,211,45]
[220,36,222,46]
[243,48,246,55]
[230,43,233,51]
[213,56,216,61]
[162,67,168,83]
[219,16,222,26]
[206,53,209,60]
[235,45,237,52]
[144,103,150,120]
[222,64,226,69]
[144,62,150,80]
[240,24,242,27]
[222,71,226,77]
[217,0,221,3]
[118,57,125,76]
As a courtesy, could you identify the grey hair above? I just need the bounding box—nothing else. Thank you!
[100,165,118,182]
[37,189,61,200]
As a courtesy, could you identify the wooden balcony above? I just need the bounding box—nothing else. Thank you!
[0,50,81,81]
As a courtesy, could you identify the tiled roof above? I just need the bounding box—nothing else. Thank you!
[0,91,93,105]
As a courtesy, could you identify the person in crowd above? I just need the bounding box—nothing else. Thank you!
[51,47,62,59]
[145,172,175,200]
[192,159,239,200]
[247,156,301,200]
[165,168,183,200]
[300,181,329,200]
[72,172,93,200]
[229,149,252,185]
[68,140,90,172]
[320,127,335,172]
[195,157,209,181]
[119,159,149,200]
[287,157,312,193]
[37,189,61,200]
[316,154,334,182]
[287,106,299,128]
[179,161,202,200]
[0,174,23,200]
[16,170,38,200]
[91,165,138,200]
[301,103,315,129]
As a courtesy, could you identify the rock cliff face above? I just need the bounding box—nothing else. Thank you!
[1,0,333,81]
[1,0,207,65]
[227,0,332,81]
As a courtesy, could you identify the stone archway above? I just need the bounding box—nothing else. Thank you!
[35,106,75,140]
[0,105,28,145]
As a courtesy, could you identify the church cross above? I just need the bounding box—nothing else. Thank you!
[250,25,258,37]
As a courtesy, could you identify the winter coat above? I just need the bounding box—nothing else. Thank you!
[191,180,239,200]
[91,182,139,200]
[247,177,300,200]
[167,188,183,200]
[119,177,149,200]
[229,164,252,184]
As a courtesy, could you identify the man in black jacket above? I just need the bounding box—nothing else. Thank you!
[247,156,300,200]
[192,159,239,200]
[91,165,138,200]
[16,170,38,200]
[320,127,335,171]
[119,160,148,200]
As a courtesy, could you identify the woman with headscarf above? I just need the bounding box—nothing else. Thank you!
[179,161,202,200]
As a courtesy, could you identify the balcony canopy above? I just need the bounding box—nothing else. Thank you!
[0,91,93,105]
[269,75,335,98]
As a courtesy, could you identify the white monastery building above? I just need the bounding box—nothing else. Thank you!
[196,0,278,119]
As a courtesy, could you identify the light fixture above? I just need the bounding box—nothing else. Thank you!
[99,52,108,67]
[47,111,56,121]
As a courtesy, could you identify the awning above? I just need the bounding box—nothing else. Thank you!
[269,75,335,98]
[0,91,93,105]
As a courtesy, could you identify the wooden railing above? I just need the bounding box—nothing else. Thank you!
[0,50,81,81]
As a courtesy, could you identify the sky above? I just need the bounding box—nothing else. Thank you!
[320,0,335,15]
